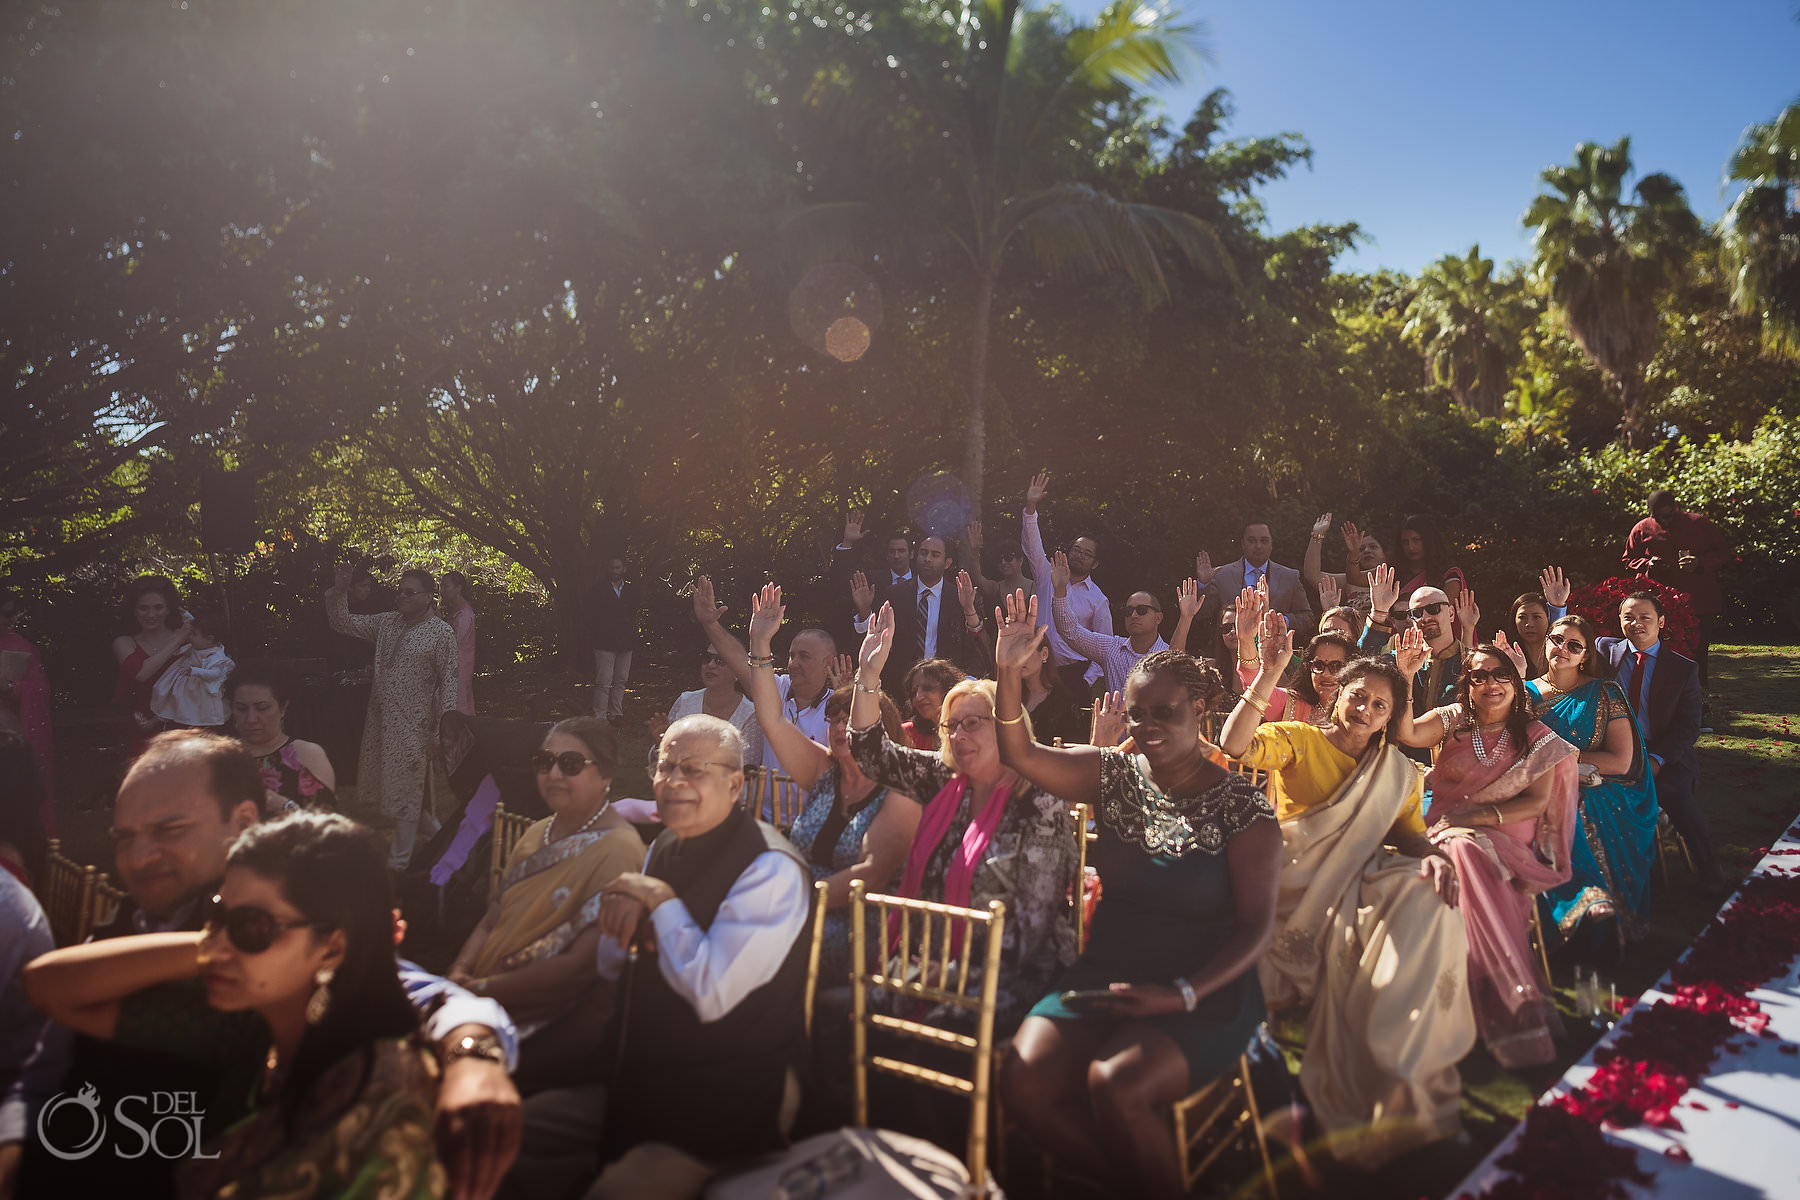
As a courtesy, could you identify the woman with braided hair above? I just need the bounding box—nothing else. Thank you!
[991,590,1281,1199]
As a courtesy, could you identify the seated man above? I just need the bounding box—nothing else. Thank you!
[583,714,813,1198]
[0,729,521,1200]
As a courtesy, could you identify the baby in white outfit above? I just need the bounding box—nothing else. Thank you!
[151,619,236,728]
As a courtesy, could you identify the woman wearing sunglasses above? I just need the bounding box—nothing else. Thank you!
[647,643,764,766]
[1217,613,1473,1168]
[848,594,1078,1035]
[1509,615,1658,963]
[24,811,443,1199]
[1388,640,1579,1069]
[992,591,1280,1199]
[446,718,645,1091]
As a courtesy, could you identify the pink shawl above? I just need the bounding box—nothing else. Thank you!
[889,774,1011,946]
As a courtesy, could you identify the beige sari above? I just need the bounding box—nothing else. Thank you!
[1258,740,1475,1168]
[474,816,645,980]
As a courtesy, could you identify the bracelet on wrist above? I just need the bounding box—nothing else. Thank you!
[995,710,1025,725]
[853,676,881,695]
[1174,976,1199,1012]
[746,652,776,668]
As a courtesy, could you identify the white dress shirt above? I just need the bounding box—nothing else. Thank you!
[1022,511,1111,683]
[595,848,810,1022]
[762,673,829,770]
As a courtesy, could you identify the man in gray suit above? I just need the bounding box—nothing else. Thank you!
[1200,521,1316,641]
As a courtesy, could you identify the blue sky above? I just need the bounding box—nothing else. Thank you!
[1061,0,1800,275]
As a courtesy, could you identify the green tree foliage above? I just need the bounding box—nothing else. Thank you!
[1402,246,1532,418]
[1524,138,1702,448]
[1720,104,1800,359]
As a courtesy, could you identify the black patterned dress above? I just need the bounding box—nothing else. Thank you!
[1028,749,1275,1082]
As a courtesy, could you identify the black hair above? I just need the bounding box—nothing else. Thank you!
[133,729,265,821]
[399,568,435,594]
[1336,657,1410,740]
[1648,489,1675,510]
[440,570,473,609]
[1452,645,1534,748]
[903,658,966,708]
[1130,649,1224,712]
[1550,614,1607,679]
[225,812,419,1134]
[123,574,183,632]
[1512,592,1550,621]
[1397,514,1452,585]
[226,662,294,708]
[1294,632,1359,706]
[0,744,49,887]
[1623,590,1665,618]
[545,716,620,777]
[185,608,224,643]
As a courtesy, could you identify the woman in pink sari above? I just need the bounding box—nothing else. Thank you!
[0,590,55,835]
[1393,635,1578,1067]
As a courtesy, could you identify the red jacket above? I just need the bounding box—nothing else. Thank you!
[1623,511,1728,615]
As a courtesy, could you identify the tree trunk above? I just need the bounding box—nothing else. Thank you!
[547,524,593,670]
[963,264,997,519]
[1618,372,1649,450]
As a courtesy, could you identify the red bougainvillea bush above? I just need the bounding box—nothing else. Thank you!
[1566,576,1698,658]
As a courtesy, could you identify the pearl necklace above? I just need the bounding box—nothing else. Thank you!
[551,804,607,842]
[1471,723,1510,765]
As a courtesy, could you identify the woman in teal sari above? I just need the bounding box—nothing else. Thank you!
[1512,615,1658,960]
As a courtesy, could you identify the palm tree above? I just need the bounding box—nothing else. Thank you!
[1720,104,1800,359]
[1401,245,1527,417]
[1522,137,1700,448]
[782,0,1237,513]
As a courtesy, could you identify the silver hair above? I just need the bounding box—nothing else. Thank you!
[663,713,745,768]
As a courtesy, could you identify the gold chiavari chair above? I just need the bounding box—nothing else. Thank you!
[803,879,831,1038]
[1201,709,1227,745]
[1528,902,1553,987]
[1172,1054,1280,1197]
[488,804,535,904]
[743,766,808,834]
[91,874,129,935]
[849,880,1007,1196]
[1653,810,1694,886]
[1069,801,1098,955]
[41,839,99,946]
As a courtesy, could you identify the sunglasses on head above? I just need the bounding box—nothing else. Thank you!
[532,750,596,776]
[1307,658,1346,675]
[1464,668,1511,686]
[1408,601,1450,620]
[203,894,321,955]
[1547,633,1586,653]
[1124,604,1160,617]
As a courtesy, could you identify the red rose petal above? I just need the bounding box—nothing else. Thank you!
[1664,1145,1692,1163]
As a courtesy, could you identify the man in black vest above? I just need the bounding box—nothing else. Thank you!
[585,714,811,1197]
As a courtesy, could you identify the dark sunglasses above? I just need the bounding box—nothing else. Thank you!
[1547,633,1586,653]
[1307,658,1346,675]
[532,749,596,776]
[203,894,321,955]
[1124,604,1161,617]
[1408,601,1450,620]
[1464,668,1512,686]
[1127,703,1185,723]
[698,650,727,664]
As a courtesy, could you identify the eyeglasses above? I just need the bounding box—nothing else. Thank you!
[1307,658,1347,675]
[1464,668,1512,686]
[203,894,321,955]
[1065,545,1097,561]
[1124,604,1160,617]
[652,759,740,782]
[942,714,993,736]
[396,588,431,599]
[1547,633,1586,653]
[1408,601,1450,620]
[533,750,597,776]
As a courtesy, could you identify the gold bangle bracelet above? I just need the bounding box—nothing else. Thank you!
[1243,692,1269,716]
[996,711,1026,725]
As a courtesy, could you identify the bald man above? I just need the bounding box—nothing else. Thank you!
[693,576,837,768]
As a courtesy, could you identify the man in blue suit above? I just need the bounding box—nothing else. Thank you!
[1596,591,1724,895]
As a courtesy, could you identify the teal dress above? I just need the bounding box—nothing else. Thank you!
[1029,751,1274,1082]
[786,768,892,981]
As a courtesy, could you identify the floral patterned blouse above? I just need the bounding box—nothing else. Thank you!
[850,723,1078,1033]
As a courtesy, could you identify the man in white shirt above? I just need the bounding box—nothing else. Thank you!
[851,537,989,694]
[1020,471,1111,693]
[692,576,832,768]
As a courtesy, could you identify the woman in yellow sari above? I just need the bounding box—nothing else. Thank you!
[1218,608,1475,1169]
[448,717,645,1092]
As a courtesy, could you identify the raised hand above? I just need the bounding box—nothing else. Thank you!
[1258,609,1292,672]
[824,653,856,691]
[964,521,983,552]
[1539,566,1570,608]
[842,509,866,544]
[1311,512,1334,538]
[692,575,727,627]
[1455,586,1481,643]
[1317,572,1341,613]
[994,589,1046,677]
[955,570,979,617]
[849,570,875,617]
[1340,520,1364,559]
[1234,586,1266,655]
[1024,470,1051,514]
[1177,578,1202,619]
[1395,624,1429,677]
[747,583,784,648]
[859,603,896,676]
[1090,690,1127,748]
[1493,630,1529,678]
[1367,563,1398,618]
[1050,550,1072,596]
[333,562,355,592]
[1193,551,1217,586]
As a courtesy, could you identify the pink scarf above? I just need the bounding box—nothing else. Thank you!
[889,774,1012,949]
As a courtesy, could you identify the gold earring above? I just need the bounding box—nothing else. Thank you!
[305,965,335,1025]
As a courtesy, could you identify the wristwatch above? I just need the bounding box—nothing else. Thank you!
[441,1031,507,1068]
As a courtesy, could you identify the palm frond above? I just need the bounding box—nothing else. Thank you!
[1001,183,1237,304]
